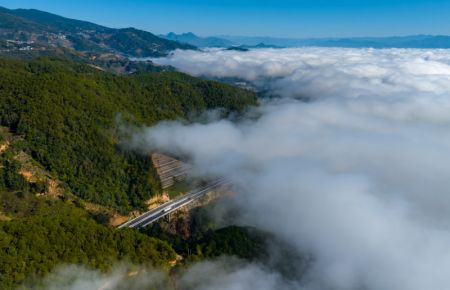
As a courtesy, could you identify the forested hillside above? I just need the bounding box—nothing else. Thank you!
[0,204,176,289]
[0,57,257,212]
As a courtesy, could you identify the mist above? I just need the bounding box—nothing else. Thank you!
[118,48,450,290]
[36,259,298,290]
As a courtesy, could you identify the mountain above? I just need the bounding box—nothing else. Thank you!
[0,56,259,289]
[160,32,233,47]
[0,6,196,57]
[160,32,450,49]
[226,43,284,51]
[0,57,256,212]
[219,34,450,49]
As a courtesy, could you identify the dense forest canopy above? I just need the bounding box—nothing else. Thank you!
[0,206,176,289]
[0,57,257,212]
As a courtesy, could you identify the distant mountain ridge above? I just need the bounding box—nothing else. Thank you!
[160,32,233,47]
[219,34,450,49]
[161,31,450,49]
[226,43,284,51]
[0,6,196,57]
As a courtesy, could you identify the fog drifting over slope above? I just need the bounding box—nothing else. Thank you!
[141,48,450,290]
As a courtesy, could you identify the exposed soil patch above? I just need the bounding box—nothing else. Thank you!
[0,141,9,154]
[146,192,170,210]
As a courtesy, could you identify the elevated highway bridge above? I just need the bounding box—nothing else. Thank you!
[118,179,229,229]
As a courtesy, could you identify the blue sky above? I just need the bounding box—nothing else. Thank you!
[0,0,449,38]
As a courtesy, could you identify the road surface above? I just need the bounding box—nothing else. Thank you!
[118,179,228,229]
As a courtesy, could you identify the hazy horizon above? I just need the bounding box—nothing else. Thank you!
[0,0,449,38]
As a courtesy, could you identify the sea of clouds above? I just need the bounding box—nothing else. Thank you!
[144,48,450,290]
[50,48,450,289]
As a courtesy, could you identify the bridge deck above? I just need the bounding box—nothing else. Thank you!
[118,179,228,229]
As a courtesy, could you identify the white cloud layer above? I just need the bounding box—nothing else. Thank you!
[40,260,297,290]
[155,48,450,101]
[138,48,450,290]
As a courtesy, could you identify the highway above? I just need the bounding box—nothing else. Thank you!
[118,179,229,229]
